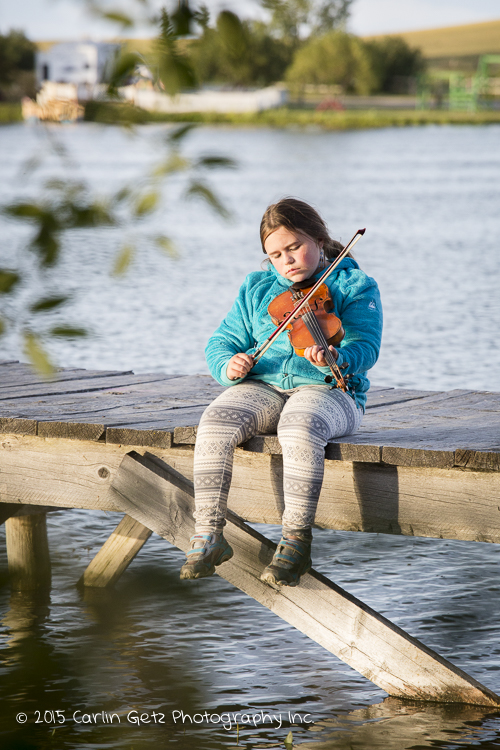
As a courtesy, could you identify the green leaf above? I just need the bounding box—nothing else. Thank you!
[100,11,134,28]
[30,296,70,313]
[185,180,230,220]
[166,123,197,144]
[154,235,178,259]
[217,10,247,53]
[107,51,143,94]
[23,332,55,377]
[45,177,81,194]
[114,186,132,204]
[32,221,60,267]
[195,155,237,170]
[0,270,20,294]
[3,202,43,220]
[151,153,189,178]
[134,191,159,217]
[50,326,87,338]
[66,202,115,228]
[0,318,5,336]
[157,53,197,96]
[112,244,135,276]
[284,729,293,748]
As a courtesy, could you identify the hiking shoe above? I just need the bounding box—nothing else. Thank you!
[180,533,233,580]
[260,535,312,587]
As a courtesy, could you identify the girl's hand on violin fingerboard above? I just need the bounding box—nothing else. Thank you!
[226,353,254,381]
[304,345,338,367]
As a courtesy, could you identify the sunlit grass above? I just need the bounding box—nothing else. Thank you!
[0,103,22,124]
[84,102,500,130]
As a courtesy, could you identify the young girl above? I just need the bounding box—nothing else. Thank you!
[180,198,382,586]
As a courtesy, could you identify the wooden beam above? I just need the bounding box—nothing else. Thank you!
[78,514,152,588]
[109,450,500,707]
[5,513,51,590]
[0,504,69,525]
[1,435,500,544]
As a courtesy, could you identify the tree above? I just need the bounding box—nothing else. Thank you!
[286,30,377,94]
[190,14,292,87]
[262,0,352,47]
[0,29,36,100]
[366,36,426,93]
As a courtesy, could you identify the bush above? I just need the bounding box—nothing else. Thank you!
[286,31,377,94]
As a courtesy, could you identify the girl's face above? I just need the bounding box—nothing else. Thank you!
[264,226,322,283]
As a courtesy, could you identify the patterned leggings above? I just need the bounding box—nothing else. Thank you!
[193,380,363,535]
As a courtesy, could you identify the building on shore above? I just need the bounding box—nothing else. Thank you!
[27,39,288,121]
[35,41,120,101]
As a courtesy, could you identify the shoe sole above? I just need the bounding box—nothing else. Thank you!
[260,561,311,587]
[180,548,233,580]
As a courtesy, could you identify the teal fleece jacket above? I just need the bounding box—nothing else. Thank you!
[205,257,382,411]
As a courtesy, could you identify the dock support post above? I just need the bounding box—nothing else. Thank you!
[78,514,152,588]
[109,450,500,707]
[5,513,51,591]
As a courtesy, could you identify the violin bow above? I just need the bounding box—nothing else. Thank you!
[252,228,366,364]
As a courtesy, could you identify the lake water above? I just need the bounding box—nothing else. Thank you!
[1,121,500,749]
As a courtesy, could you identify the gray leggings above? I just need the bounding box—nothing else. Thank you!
[193,380,362,535]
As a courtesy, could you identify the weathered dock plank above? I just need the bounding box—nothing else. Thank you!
[109,451,500,707]
[0,372,172,401]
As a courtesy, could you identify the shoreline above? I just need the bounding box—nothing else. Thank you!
[3,101,500,129]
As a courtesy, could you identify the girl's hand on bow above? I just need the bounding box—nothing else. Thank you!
[304,344,337,367]
[226,353,254,381]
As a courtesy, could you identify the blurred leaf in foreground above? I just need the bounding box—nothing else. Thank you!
[0,269,20,294]
[2,0,240,374]
[30,296,71,313]
[185,180,231,219]
[50,326,88,338]
[154,235,178,259]
[23,331,55,377]
[113,243,136,276]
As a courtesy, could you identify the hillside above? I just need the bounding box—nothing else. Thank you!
[36,19,500,64]
[365,19,500,60]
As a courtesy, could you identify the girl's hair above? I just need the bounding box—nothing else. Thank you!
[260,197,348,260]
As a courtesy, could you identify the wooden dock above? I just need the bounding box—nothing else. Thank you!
[1,359,499,707]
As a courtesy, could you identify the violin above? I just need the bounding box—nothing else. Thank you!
[267,282,348,391]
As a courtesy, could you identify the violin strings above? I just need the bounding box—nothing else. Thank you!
[297,295,345,386]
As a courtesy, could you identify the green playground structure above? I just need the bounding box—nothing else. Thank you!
[418,54,500,111]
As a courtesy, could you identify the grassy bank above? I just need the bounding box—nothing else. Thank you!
[84,101,500,129]
[0,102,23,124]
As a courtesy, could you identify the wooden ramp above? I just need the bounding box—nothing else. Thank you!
[110,450,500,708]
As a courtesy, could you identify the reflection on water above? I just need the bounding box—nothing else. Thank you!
[300,698,500,749]
[1,123,500,747]
[1,515,500,747]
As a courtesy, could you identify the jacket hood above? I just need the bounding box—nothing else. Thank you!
[268,256,360,287]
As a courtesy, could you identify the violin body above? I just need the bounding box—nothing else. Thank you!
[267,283,345,357]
